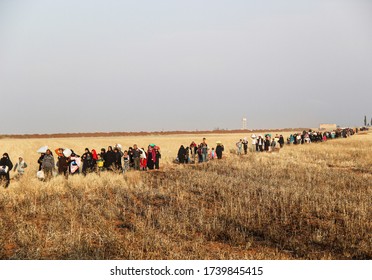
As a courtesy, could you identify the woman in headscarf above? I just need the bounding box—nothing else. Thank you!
[242,138,248,154]
[0,153,13,188]
[114,147,123,171]
[91,149,98,168]
[42,149,55,180]
[128,147,134,169]
[154,146,161,170]
[177,145,186,164]
[146,145,156,170]
[81,148,93,175]
[139,147,147,171]
[105,146,116,171]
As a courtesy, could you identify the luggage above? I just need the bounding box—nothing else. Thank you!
[0,166,9,174]
[37,170,45,179]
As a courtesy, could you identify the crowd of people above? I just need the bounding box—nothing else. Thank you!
[34,144,162,180]
[237,128,357,154]
[248,134,285,153]
[176,138,225,164]
[0,128,359,187]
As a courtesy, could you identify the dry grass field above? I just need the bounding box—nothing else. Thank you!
[0,130,371,259]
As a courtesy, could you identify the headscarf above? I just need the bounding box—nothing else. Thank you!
[91,149,98,160]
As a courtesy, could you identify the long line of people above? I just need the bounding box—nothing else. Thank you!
[242,128,356,154]
[0,127,358,187]
[34,144,161,180]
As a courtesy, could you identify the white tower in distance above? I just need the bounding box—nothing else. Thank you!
[241,117,247,130]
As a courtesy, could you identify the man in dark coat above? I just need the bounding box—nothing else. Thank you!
[215,144,224,159]
[0,153,13,188]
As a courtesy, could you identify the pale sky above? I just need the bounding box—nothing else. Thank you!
[0,0,371,134]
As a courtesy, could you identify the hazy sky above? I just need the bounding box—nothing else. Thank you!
[1,0,371,134]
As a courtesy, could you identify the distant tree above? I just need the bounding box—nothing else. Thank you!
[364,115,367,126]
[370,117,372,126]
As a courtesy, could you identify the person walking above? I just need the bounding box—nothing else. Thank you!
[13,156,27,178]
[264,136,271,152]
[154,146,161,170]
[215,142,224,159]
[201,138,208,162]
[132,144,142,170]
[55,148,69,177]
[114,147,123,171]
[209,148,216,160]
[189,141,197,163]
[242,138,248,154]
[122,150,130,173]
[177,145,186,164]
[100,148,106,170]
[139,147,147,171]
[146,145,156,170]
[81,148,94,175]
[96,154,105,173]
[257,135,264,152]
[0,153,13,188]
[296,134,302,145]
[91,149,98,169]
[251,134,257,152]
[236,139,243,155]
[105,146,116,171]
[42,149,55,180]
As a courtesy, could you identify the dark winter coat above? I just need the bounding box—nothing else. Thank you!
[155,150,161,169]
[215,145,224,159]
[114,151,122,170]
[105,150,116,169]
[57,156,69,174]
[178,146,186,163]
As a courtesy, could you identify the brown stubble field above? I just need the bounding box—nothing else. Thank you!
[0,131,371,259]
